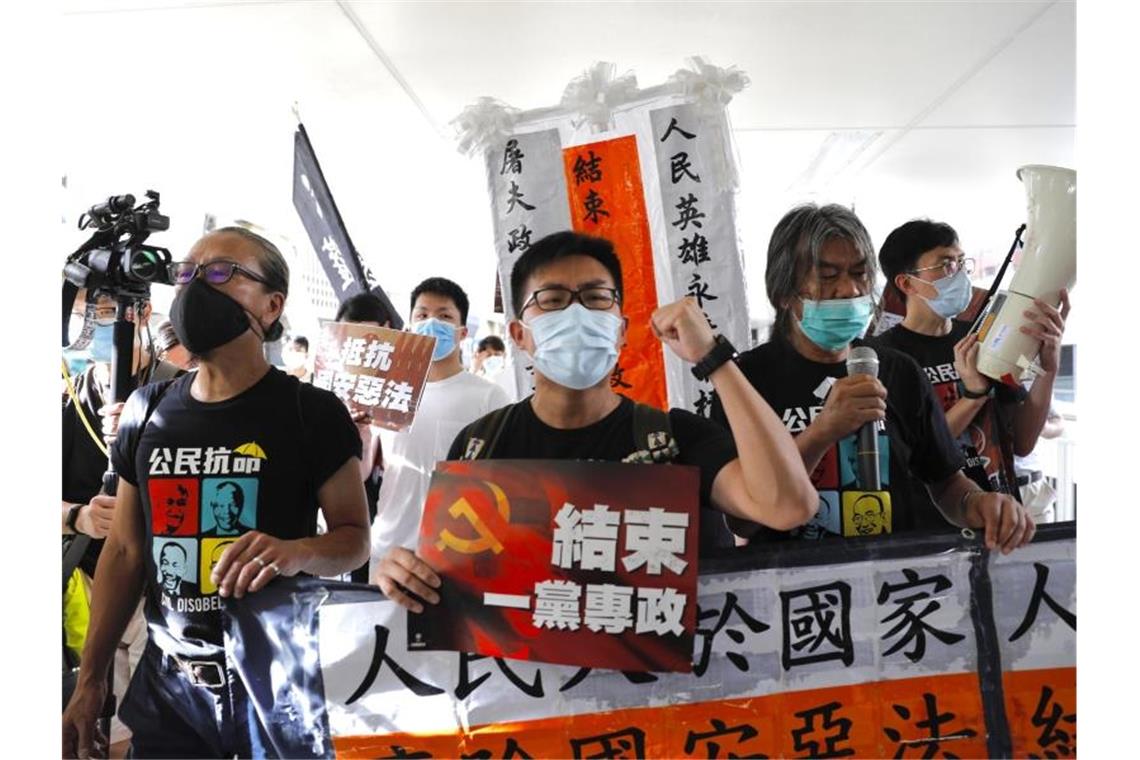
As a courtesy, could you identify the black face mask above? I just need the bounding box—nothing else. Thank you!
[170,278,261,356]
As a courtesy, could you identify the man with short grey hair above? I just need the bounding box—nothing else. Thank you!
[711,203,1035,553]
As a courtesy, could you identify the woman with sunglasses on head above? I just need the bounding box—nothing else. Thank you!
[62,227,370,758]
[875,219,1069,506]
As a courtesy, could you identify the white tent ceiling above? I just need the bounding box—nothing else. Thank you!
[60,0,1075,338]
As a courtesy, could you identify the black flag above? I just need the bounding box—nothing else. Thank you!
[292,123,403,328]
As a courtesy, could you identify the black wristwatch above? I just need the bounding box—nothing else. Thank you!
[691,335,738,381]
[961,384,994,400]
[66,503,84,533]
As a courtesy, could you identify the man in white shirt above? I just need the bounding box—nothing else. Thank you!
[370,278,510,590]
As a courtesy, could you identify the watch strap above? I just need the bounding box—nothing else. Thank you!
[691,335,738,381]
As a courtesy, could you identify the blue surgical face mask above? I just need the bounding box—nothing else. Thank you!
[412,318,458,362]
[522,303,622,390]
[90,323,115,363]
[915,268,973,319]
[797,295,874,352]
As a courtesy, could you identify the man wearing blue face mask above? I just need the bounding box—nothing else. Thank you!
[370,277,510,591]
[369,231,819,615]
[62,287,182,753]
[875,219,1070,507]
[711,204,1035,555]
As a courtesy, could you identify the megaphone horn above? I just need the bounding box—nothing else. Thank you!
[974,165,1075,387]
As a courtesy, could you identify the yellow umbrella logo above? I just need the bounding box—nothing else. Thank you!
[233,442,268,459]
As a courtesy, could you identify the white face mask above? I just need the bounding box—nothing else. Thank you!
[521,303,622,390]
[481,355,506,376]
[283,348,307,371]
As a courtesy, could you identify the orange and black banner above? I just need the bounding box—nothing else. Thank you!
[223,524,1076,759]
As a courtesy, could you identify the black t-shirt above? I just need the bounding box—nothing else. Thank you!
[711,334,963,543]
[110,367,360,654]
[447,395,739,551]
[875,321,1023,497]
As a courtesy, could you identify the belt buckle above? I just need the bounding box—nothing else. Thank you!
[182,659,225,688]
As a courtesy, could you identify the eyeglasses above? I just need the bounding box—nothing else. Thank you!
[522,286,621,312]
[909,257,975,279]
[167,259,274,288]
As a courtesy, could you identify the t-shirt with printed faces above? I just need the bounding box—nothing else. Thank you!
[111,367,360,655]
[371,371,511,562]
[445,394,740,552]
[875,321,1024,497]
[710,334,963,543]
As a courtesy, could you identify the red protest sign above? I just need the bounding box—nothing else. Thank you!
[312,321,434,431]
[408,460,700,673]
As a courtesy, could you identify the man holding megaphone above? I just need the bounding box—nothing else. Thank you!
[877,219,1069,510]
[712,203,1035,554]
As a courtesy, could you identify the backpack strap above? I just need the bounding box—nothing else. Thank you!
[460,403,519,460]
[624,403,679,464]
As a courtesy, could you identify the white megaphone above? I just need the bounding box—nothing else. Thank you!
[975,165,1075,387]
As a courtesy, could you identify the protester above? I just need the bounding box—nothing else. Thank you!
[710,204,1034,553]
[369,278,510,591]
[373,231,817,614]
[472,335,506,378]
[334,291,400,582]
[61,227,369,758]
[875,219,1070,502]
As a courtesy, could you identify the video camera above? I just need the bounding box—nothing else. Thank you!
[61,190,174,350]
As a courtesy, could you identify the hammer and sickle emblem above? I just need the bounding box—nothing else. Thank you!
[435,481,511,555]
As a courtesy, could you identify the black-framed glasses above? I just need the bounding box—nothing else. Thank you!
[167,259,274,288]
[909,256,975,279]
[522,286,621,312]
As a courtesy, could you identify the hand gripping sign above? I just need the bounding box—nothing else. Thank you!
[408,460,701,673]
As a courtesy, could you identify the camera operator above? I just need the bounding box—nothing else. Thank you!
[62,227,369,758]
[62,287,181,754]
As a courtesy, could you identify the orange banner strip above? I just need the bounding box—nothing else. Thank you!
[1003,666,1077,758]
[562,137,668,410]
[333,671,993,758]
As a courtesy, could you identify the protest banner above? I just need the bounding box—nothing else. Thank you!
[312,320,434,431]
[458,59,751,414]
[293,122,402,325]
[225,524,1075,759]
[409,460,700,672]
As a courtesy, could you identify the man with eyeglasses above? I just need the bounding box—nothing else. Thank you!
[63,227,369,758]
[710,205,1035,554]
[876,219,1069,507]
[372,230,818,615]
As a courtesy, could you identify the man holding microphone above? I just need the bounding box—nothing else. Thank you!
[711,204,1035,551]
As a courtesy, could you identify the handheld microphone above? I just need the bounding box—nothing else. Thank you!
[846,345,881,491]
